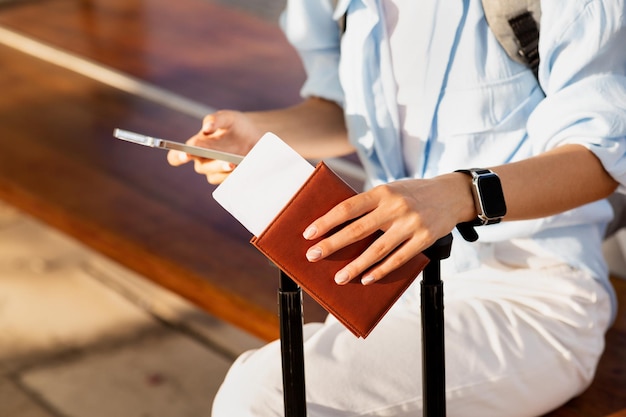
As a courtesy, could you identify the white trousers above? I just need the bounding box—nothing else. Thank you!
[212,242,612,417]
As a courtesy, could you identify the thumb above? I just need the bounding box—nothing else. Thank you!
[201,110,236,136]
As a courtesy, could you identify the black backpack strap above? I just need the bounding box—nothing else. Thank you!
[508,11,540,79]
[481,0,541,80]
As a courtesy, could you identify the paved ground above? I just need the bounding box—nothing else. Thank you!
[0,199,263,417]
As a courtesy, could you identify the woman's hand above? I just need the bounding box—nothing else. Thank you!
[303,173,475,285]
[167,98,352,184]
[167,110,263,184]
[167,98,352,185]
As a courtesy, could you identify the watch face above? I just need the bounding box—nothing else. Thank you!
[475,174,507,218]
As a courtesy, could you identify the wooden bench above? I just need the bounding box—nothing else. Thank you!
[0,0,623,414]
[0,0,322,343]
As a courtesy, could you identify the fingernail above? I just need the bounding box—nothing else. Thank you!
[361,275,375,285]
[306,247,322,262]
[202,121,214,133]
[221,162,234,172]
[178,152,189,162]
[335,270,350,284]
[303,225,317,240]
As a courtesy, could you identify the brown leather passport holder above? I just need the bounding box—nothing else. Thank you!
[251,162,430,338]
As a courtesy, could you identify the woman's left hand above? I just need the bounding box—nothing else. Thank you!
[302,173,475,285]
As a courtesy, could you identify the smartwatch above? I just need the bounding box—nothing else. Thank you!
[454,168,507,242]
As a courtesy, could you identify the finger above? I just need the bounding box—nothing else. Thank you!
[201,114,217,135]
[303,193,376,241]
[304,213,382,263]
[356,236,427,285]
[332,227,413,285]
[168,129,207,166]
[206,172,232,185]
[201,110,236,136]
[191,125,236,154]
[167,149,191,166]
[193,158,235,176]
[193,158,235,184]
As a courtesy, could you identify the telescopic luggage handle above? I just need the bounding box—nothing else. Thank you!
[278,233,453,417]
[422,233,453,417]
[279,271,307,417]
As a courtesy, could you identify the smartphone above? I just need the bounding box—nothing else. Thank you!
[113,128,244,165]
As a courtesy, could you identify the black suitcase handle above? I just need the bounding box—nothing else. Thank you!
[422,234,453,417]
[279,233,453,417]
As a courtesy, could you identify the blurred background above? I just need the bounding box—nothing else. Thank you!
[0,0,295,416]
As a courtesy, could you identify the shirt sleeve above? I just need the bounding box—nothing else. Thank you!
[527,0,626,193]
[279,0,345,106]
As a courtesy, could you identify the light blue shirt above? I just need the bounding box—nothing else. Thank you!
[281,0,626,317]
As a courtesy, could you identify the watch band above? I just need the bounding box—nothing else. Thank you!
[455,221,479,242]
[454,168,507,242]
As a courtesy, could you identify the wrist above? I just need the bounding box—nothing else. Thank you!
[440,172,479,224]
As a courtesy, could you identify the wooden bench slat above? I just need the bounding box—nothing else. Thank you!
[0,0,305,111]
